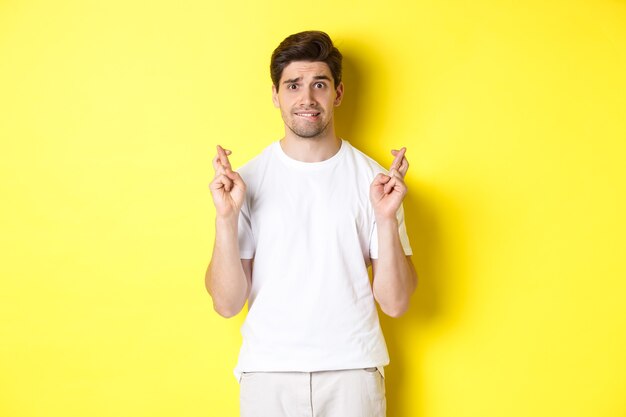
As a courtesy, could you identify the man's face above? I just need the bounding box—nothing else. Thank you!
[272,61,344,139]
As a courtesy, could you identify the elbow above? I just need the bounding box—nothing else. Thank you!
[375,291,412,318]
[374,278,417,319]
[214,306,240,318]
[380,301,410,318]
[208,282,246,318]
[212,301,244,318]
[205,272,245,318]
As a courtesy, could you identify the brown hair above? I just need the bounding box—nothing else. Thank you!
[270,31,342,91]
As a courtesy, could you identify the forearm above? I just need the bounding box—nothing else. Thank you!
[372,217,417,317]
[205,216,249,317]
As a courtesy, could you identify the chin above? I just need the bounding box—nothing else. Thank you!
[289,122,330,139]
[289,126,324,139]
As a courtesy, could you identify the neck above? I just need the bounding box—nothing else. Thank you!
[280,131,341,163]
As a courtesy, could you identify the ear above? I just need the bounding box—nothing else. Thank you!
[272,84,280,108]
[334,82,344,107]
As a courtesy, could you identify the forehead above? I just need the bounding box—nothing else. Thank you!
[279,61,332,81]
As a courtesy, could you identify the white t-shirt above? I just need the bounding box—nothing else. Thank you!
[234,139,412,380]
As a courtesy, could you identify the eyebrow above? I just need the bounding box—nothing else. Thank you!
[282,75,331,84]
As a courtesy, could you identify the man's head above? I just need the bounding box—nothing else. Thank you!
[270,31,342,92]
[270,31,344,140]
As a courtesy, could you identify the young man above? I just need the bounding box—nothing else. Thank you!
[206,31,417,417]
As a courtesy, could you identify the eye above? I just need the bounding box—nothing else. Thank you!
[314,82,325,88]
[287,84,298,90]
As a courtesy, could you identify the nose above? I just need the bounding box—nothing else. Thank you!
[300,87,316,106]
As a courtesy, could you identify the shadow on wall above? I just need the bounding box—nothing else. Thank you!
[336,44,465,417]
[379,192,452,417]
[334,43,380,148]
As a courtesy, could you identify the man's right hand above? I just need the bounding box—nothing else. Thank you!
[209,145,246,219]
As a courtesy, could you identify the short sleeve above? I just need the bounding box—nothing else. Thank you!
[369,204,413,259]
[238,199,255,259]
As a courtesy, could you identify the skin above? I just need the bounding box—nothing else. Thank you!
[272,61,344,162]
[206,60,417,318]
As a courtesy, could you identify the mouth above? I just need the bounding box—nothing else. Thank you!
[294,111,321,120]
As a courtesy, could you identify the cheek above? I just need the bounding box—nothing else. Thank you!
[308,93,324,107]
[280,96,294,109]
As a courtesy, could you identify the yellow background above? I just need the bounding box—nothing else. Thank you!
[1,0,625,416]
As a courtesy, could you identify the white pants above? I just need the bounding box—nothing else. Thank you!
[239,368,386,417]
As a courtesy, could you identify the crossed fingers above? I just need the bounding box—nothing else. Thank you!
[378,147,409,196]
[212,145,233,175]
[389,147,409,178]
[212,145,238,192]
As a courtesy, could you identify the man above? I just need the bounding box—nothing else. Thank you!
[205,31,417,417]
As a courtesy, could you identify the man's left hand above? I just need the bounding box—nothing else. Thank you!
[370,147,409,221]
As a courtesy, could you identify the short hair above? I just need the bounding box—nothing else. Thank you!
[270,31,343,91]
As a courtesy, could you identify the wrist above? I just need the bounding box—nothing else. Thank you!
[375,215,398,228]
[215,214,239,228]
